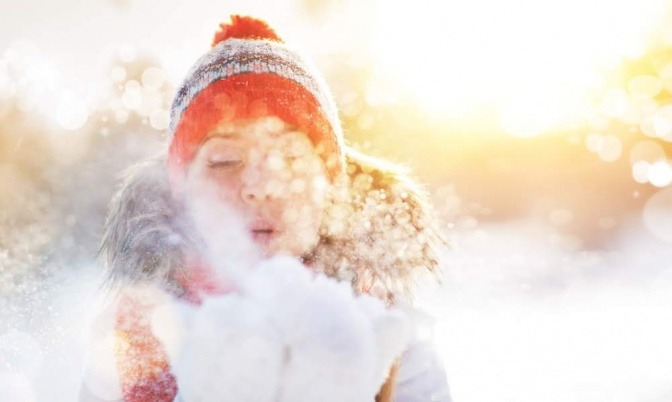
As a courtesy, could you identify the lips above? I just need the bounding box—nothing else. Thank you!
[251,228,275,245]
[250,219,278,246]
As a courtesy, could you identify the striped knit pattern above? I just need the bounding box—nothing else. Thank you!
[168,38,341,140]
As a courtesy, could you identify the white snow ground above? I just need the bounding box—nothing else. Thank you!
[417,221,672,402]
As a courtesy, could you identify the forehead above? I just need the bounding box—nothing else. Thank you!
[208,116,286,137]
[203,117,312,147]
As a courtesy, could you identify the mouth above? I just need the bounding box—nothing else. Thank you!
[250,227,277,246]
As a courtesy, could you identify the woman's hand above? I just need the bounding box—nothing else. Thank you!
[157,256,412,402]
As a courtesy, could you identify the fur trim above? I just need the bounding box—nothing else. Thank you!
[99,154,199,291]
[99,150,444,299]
[313,148,444,301]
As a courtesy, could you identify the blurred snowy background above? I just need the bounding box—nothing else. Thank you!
[2,0,672,401]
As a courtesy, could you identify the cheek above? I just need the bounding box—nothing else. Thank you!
[280,182,327,248]
[184,168,247,237]
[281,175,327,222]
[187,167,242,205]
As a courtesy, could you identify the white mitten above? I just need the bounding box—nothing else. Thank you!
[356,294,414,387]
[250,257,412,402]
[160,256,412,402]
[161,296,284,402]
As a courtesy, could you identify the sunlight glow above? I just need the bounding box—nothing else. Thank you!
[643,187,672,241]
[372,0,668,136]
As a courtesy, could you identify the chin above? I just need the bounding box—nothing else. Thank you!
[249,228,319,260]
[262,242,310,260]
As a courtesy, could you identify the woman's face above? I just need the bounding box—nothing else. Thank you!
[184,116,329,258]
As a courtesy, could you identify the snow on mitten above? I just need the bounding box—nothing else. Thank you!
[248,257,412,402]
[356,295,413,387]
[156,296,284,402]
[158,256,412,402]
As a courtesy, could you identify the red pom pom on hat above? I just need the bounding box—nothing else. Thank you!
[212,15,283,46]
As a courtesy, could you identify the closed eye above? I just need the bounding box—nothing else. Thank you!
[208,160,242,169]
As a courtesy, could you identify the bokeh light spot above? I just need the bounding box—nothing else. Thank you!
[632,161,651,183]
[141,67,165,89]
[149,109,169,130]
[55,90,89,130]
[647,160,672,187]
[597,135,622,162]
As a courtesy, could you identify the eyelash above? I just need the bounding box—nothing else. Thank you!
[208,160,242,169]
[206,153,301,170]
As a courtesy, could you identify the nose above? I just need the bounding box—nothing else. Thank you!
[241,184,268,204]
[240,165,280,204]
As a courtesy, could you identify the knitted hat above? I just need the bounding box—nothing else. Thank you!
[167,15,345,187]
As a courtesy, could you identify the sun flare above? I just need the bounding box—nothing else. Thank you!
[372,0,669,136]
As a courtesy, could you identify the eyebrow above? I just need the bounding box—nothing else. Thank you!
[203,131,241,143]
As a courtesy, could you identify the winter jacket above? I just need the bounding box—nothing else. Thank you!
[90,151,451,402]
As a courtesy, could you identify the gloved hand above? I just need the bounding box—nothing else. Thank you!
[156,256,411,402]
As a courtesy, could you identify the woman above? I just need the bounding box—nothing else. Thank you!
[91,15,450,402]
